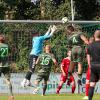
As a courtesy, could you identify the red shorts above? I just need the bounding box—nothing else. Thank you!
[60,73,75,83]
[86,67,90,80]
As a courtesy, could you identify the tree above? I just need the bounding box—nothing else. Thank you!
[0,1,6,19]
[45,0,71,19]
[74,0,97,20]
[14,0,41,19]
[0,0,71,20]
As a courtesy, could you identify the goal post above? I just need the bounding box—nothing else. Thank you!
[0,20,100,24]
[0,20,99,72]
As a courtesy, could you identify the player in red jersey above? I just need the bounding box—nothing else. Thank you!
[56,50,76,94]
[83,37,94,100]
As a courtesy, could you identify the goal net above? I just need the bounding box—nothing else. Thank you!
[0,20,99,73]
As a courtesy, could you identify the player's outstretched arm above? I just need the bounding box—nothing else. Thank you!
[35,57,40,65]
[80,35,89,45]
[44,25,52,36]
[41,25,57,40]
[49,25,57,37]
[87,54,91,68]
[60,63,66,76]
[52,58,58,72]
[44,25,57,37]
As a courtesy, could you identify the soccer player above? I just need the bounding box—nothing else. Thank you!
[32,45,58,96]
[56,50,76,94]
[83,37,94,100]
[66,25,89,85]
[0,34,14,100]
[87,30,100,100]
[21,25,57,87]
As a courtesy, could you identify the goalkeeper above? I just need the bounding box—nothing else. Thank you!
[21,25,57,87]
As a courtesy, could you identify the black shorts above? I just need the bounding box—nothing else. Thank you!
[29,55,38,70]
[90,63,100,82]
[36,71,50,83]
[71,46,84,63]
[0,67,10,80]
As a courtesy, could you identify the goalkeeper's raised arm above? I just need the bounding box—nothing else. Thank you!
[44,25,57,38]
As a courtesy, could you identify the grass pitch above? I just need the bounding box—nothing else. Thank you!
[0,94,100,100]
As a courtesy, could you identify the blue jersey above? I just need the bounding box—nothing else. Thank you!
[30,35,50,56]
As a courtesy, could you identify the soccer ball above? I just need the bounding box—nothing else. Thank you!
[62,17,68,23]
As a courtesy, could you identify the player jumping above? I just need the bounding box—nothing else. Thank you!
[21,25,57,87]
[66,25,89,85]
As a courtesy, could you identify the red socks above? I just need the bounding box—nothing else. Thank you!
[85,84,90,96]
[72,85,76,93]
[56,85,62,93]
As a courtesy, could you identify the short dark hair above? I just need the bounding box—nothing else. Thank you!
[67,25,75,32]
[31,30,39,36]
[0,34,5,43]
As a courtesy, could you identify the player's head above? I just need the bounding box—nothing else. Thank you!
[32,30,39,37]
[89,36,94,44]
[0,34,5,43]
[66,25,75,34]
[67,50,71,57]
[94,30,100,40]
[45,45,51,53]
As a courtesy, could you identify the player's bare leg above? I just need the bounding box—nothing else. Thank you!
[68,61,75,78]
[8,96,14,100]
[70,61,75,72]
[5,79,14,100]
[71,81,76,93]
[78,62,82,76]
[33,81,40,94]
[56,81,64,94]
[77,62,82,85]
[42,81,47,96]
[67,75,76,93]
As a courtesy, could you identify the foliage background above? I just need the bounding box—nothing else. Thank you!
[0,23,99,73]
[0,0,100,72]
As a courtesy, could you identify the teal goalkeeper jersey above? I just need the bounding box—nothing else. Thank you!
[30,35,52,56]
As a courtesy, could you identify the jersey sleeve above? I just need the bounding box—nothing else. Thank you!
[60,59,65,68]
[67,37,72,45]
[87,45,91,55]
[67,36,73,47]
[51,54,56,60]
[39,35,51,40]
